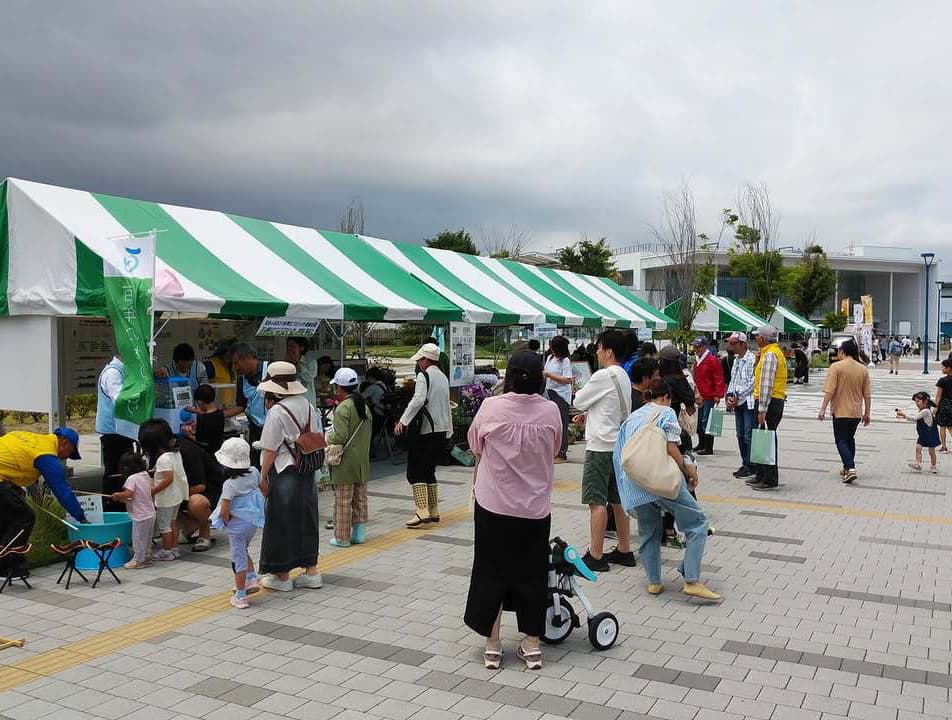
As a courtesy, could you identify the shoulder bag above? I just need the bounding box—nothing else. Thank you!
[275,402,327,474]
[325,402,366,466]
[398,371,434,450]
[607,367,632,425]
[620,408,682,499]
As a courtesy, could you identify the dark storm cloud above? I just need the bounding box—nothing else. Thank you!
[1,1,951,252]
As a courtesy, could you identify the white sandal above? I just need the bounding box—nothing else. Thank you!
[517,643,542,670]
[484,646,503,670]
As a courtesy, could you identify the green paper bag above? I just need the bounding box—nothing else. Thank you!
[705,407,724,437]
[750,428,776,465]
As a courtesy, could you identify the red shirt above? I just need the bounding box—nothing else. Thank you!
[694,351,725,401]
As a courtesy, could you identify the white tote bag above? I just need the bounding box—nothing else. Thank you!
[620,408,682,500]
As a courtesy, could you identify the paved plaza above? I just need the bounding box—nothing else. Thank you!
[2,360,952,720]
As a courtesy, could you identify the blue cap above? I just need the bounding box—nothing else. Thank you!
[691,336,708,347]
[53,427,82,460]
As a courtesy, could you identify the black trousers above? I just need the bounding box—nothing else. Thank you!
[101,434,135,512]
[248,424,262,469]
[0,483,34,575]
[753,398,785,486]
[406,432,444,485]
[546,390,570,459]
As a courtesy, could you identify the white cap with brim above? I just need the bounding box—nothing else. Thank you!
[754,325,779,341]
[331,367,359,387]
[410,343,441,363]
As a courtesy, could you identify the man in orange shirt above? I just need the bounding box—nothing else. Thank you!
[817,339,871,484]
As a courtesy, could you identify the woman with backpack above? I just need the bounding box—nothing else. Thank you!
[613,379,721,602]
[326,368,372,548]
[257,361,324,592]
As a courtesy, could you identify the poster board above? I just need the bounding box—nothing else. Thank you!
[637,327,653,341]
[449,322,476,387]
[0,316,56,412]
[571,361,592,393]
[71,495,103,525]
[532,323,558,345]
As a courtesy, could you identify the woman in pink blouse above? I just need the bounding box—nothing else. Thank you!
[464,350,562,671]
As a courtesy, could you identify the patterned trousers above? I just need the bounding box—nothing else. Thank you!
[334,483,369,543]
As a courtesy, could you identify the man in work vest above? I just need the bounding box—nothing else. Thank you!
[0,428,88,578]
[97,354,135,510]
[748,325,787,491]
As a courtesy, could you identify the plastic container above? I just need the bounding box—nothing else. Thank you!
[67,511,132,570]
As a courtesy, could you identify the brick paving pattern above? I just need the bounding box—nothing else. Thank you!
[1,361,951,719]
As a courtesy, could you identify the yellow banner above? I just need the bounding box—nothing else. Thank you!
[840,298,850,316]
[861,295,873,325]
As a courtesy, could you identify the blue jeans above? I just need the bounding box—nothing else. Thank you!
[697,400,714,443]
[734,405,757,468]
[634,482,709,583]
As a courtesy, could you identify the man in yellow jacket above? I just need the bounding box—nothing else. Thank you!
[0,428,87,578]
[748,325,787,491]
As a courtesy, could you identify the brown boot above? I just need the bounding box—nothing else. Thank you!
[406,484,431,528]
[426,484,440,523]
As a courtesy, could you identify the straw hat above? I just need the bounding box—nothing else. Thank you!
[256,360,307,396]
[215,437,251,470]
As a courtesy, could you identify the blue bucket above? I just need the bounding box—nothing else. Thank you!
[67,511,132,571]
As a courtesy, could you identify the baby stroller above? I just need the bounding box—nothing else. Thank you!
[541,537,619,650]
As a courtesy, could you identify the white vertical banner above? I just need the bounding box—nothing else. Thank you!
[449,322,476,387]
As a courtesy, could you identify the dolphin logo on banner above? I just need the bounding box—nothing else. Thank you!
[124,246,142,273]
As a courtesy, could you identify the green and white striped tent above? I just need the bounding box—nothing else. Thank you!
[0,177,673,328]
[664,294,766,332]
[0,178,461,322]
[770,304,821,334]
[365,237,672,328]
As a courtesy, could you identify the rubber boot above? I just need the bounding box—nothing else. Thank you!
[350,523,367,544]
[406,484,430,528]
[426,484,440,523]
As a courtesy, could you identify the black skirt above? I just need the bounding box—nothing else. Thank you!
[937,399,952,428]
[464,502,551,638]
[259,466,320,574]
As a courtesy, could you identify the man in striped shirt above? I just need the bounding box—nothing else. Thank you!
[725,333,757,479]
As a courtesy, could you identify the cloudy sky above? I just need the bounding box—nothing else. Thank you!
[1,2,950,255]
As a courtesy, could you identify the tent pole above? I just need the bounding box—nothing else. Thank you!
[340,319,345,365]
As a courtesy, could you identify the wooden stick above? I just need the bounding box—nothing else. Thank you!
[0,638,25,650]
[0,530,24,556]
[26,499,80,531]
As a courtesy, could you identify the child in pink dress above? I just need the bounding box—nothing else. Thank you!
[111,451,157,569]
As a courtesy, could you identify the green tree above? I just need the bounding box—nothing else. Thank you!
[822,311,848,331]
[557,235,616,277]
[425,228,477,254]
[727,242,788,319]
[785,245,837,319]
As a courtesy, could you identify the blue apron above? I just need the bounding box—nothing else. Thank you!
[242,374,266,428]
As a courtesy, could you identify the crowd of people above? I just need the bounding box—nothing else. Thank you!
[9,322,952,671]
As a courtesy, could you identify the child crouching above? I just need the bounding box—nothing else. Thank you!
[211,437,266,609]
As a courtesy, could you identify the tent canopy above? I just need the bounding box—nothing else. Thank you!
[664,294,766,332]
[1,177,673,329]
[771,304,821,334]
[366,237,672,328]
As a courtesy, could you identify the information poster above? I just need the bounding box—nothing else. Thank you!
[571,361,592,393]
[637,327,653,341]
[449,322,476,387]
[532,323,558,346]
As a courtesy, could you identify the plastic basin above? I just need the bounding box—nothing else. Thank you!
[67,511,132,570]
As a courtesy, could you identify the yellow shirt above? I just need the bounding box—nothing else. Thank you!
[0,432,59,487]
[754,343,788,401]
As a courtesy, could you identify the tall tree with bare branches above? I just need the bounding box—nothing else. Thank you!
[478,224,530,259]
[651,183,729,331]
[726,182,788,318]
[338,199,365,234]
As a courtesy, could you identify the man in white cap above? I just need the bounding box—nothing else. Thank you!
[725,332,757,479]
[396,343,452,527]
[749,325,786,491]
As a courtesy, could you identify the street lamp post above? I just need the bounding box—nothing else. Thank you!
[922,252,936,374]
[938,280,944,362]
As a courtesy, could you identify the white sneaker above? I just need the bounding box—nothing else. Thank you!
[124,558,150,570]
[293,573,323,589]
[259,575,293,592]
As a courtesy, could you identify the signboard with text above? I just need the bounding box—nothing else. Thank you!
[449,322,476,387]
[257,317,321,337]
